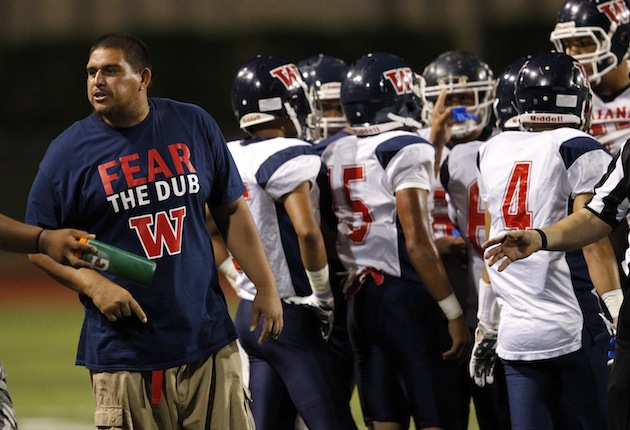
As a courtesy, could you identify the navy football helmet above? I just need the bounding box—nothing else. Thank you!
[421,51,495,139]
[298,54,349,141]
[341,52,423,136]
[550,0,630,84]
[515,52,592,131]
[493,56,531,131]
[231,55,312,138]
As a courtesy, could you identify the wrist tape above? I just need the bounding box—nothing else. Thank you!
[218,257,239,284]
[602,289,623,320]
[438,293,463,320]
[306,265,331,296]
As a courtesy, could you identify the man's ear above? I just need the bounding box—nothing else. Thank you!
[140,68,152,91]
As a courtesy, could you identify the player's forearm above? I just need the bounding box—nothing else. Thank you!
[205,212,231,266]
[396,188,458,301]
[283,181,328,271]
[297,231,328,271]
[409,244,456,301]
[0,215,43,254]
[582,236,621,298]
[212,197,277,293]
[543,208,612,252]
[28,253,96,295]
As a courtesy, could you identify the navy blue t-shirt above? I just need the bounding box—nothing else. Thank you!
[26,98,245,371]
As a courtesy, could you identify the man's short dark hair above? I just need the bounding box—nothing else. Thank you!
[89,32,152,72]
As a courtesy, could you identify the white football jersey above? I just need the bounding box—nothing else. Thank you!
[440,139,487,287]
[478,127,612,361]
[227,137,323,300]
[321,130,435,281]
[590,86,630,154]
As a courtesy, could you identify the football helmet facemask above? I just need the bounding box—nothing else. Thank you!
[298,54,349,141]
[231,55,313,138]
[341,52,423,137]
[550,0,630,85]
[421,50,495,139]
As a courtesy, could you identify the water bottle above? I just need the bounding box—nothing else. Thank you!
[78,238,157,286]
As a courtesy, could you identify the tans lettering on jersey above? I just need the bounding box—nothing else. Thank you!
[502,162,533,230]
[129,206,187,258]
[98,143,196,196]
[383,68,414,95]
[467,180,485,256]
[269,64,302,90]
[590,107,630,141]
[598,0,630,25]
[593,106,630,120]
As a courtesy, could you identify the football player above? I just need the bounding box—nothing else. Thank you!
[550,0,630,155]
[421,50,510,430]
[322,51,471,430]
[477,52,617,429]
[225,54,357,430]
[297,53,356,417]
[298,53,352,145]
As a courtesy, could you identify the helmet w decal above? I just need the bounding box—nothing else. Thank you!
[231,55,313,138]
[341,52,423,136]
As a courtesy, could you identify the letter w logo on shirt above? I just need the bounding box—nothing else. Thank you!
[129,206,187,258]
[383,68,414,95]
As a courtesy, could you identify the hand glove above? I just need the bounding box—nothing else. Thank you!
[469,323,498,388]
[284,291,334,341]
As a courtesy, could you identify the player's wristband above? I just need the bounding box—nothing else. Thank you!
[306,265,331,296]
[218,257,239,284]
[477,278,500,327]
[534,229,547,250]
[602,289,623,320]
[438,293,463,321]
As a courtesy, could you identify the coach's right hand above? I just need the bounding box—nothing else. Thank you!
[86,273,148,323]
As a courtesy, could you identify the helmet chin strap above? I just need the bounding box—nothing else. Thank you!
[386,113,423,131]
[284,102,303,139]
[351,114,423,137]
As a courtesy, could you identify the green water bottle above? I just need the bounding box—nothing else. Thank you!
[79,238,157,286]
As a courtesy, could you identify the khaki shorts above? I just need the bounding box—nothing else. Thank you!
[90,341,254,430]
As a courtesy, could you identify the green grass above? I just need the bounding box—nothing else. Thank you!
[0,305,93,423]
[0,302,480,429]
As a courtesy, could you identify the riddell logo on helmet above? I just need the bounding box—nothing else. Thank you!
[598,0,630,25]
[529,114,564,122]
[354,125,384,136]
[383,68,414,95]
[242,114,263,124]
